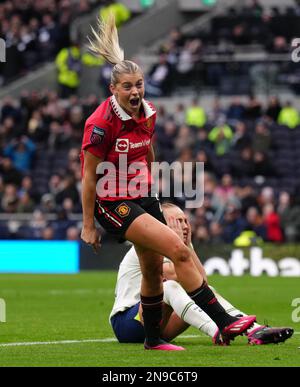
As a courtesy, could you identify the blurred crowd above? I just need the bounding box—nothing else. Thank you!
[1,90,300,245]
[0,0,123,85]
[145,0,300,96]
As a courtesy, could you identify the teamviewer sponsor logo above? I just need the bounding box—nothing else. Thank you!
[115,139,129,153]
[0,298,6,323]
[0,38,6,62]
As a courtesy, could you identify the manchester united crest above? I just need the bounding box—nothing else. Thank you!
[115,203,131,218]
[144,117,153,129]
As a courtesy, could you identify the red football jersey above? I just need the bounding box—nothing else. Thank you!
[81,95,156,200]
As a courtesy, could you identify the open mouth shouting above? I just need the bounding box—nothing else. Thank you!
[129,97,140,107]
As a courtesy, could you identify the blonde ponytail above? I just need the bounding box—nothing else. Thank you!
[88,13,143,85]
[88,13,124,65]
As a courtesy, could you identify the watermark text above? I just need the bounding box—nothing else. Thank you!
[0,38,5,62]
[291,298,300,323]
[95,156,204,209]
[0,298,6,322]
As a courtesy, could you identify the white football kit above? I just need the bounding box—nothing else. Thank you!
[109,246,170,321]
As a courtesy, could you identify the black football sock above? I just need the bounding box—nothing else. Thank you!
[188,283,237,330]
[141,293,164,347]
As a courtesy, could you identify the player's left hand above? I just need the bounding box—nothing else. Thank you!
[186,219,192,247]
[166,216,184,242]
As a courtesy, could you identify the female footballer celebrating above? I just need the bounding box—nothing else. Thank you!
[80,14,256,351]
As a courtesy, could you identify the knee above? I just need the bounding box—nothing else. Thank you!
[171,243,191,264]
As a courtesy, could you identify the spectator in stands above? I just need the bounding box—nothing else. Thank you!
[252,151,275,177]
[195,150,214,174]
[0,157,23,186]
[47,121,72,152]
[0,96,22,123]
[146,53,174,97]
[209,221,224,244]
[230,147,254,178]
[155,119,177,163]
[195,128,212,152]
[68,106,85,145]
[17,191,35,213]
[231,121,251,151]
[245,96,262,120]
[278,192,300,242]
[185,98,206,129]
[243,0,263,17]
[37,13,59,62]
[244,206,267,241]
[173,103,186,126]
[18,175,39,204]
[55,173,79,206]
[26,110,48,143]
[258,186,275,207]
[53,206,75,239]
[194,225,210,244]
[236,185,258,216]
[212,174,239,219]
[66,226,80,241]
[265,96,281,122]
[1,183,19,213]
[40,193,56,213]
[29,210,48,239]
[278,101,300,129]
[4,136,36,173]
[226,97,246,123]
[175,39,203,86]
[55,41,82,98]
[262,203,283,243]
[99,63,114,98]
[62,197,76,215]
[252,122,271,153]
[231,24,250,45]
[41,226,55,241]
[221,204,246,244]
[268,36,289,54]
[208,118,233,156]
[174,125,194,153]
[55,40,102,98]
[0,0,102,85]
[207,98,226,125]
[100,0,131,28]
[0,117,19,149]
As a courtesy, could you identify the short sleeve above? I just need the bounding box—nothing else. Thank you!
[81,121,112,159]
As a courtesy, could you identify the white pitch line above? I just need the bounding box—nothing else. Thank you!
[0,333,298,348]
[0,338,117,348]
[0,334,202,348]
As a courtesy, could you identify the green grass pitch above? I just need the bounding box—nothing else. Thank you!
[0,272,299,367]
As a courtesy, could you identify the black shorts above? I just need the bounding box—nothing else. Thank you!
[94,196,166,239]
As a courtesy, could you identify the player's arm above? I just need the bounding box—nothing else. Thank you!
[189,246,207,283]
[147,143,155,170]
[186,219,208,283]
[81,150,102,252]
[163,260,178,281]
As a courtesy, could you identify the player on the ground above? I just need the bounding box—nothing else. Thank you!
[110,203,294,345]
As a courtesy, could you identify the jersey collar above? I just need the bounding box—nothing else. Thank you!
[110,95,156,121]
